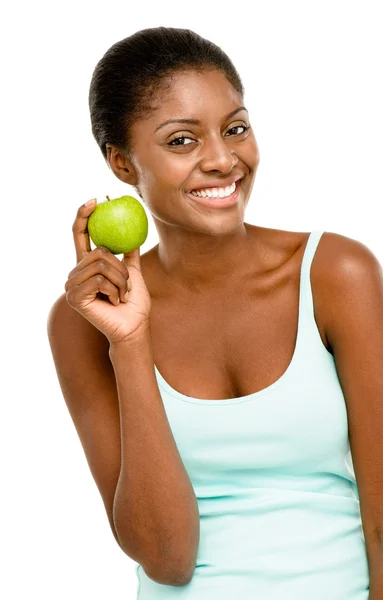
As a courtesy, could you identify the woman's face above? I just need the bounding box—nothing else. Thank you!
[123,69,260,233]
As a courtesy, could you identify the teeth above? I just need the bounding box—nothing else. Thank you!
[190,181,237,198]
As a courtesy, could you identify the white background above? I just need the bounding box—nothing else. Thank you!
[2,1,382,598]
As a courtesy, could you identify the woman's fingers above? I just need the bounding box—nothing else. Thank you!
[67,245,129,281]
[67,274,121,308]
[69,201,130,304]
[72,199,97,264]
[65,258,129,303]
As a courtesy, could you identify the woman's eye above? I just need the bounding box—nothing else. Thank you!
[168,136,195,146]
[226,125,249,136]
[167,125,249,147]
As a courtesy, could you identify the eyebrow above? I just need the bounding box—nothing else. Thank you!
[154,106,248,133]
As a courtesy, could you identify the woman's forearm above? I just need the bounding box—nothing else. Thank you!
[367,544,383,599]
[109,327,199,585]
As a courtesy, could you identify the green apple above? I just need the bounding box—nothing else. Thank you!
[88,195,148,254]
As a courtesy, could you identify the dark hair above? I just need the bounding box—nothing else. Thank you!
[88,27,245,163]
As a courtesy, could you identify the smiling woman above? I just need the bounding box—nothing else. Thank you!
[47,26,379,600]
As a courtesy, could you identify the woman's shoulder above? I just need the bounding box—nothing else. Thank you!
[47,292,110,354]
[251,225,377,275]
[306,229,383,315]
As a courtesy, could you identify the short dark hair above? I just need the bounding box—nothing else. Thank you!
[88,27,245,163]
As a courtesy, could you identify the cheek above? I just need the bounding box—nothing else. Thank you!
[148,151,193,189]
[247,136,260,166]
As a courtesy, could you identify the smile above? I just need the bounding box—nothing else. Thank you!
[186,178,242,209]
[190,180,236,199]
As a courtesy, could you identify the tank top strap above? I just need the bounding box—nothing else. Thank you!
[300,230,326,319]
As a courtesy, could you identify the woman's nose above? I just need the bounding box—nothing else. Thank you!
[198,135,238,173]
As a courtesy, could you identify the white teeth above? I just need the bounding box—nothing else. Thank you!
[190,181,237,198]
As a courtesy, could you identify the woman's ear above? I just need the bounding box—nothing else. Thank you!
[106,144,138,186]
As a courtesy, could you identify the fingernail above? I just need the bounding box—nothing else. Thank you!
[85,198,96,206]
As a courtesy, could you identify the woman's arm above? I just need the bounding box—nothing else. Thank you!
[318,232,383,597]
[109,328,200,586]
[47,293,199,587]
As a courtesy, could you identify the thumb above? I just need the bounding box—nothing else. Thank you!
[122,245,142,273]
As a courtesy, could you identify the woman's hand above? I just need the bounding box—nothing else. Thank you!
[64,199,152,344]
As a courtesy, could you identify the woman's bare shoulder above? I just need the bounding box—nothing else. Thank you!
[47,292,110,354]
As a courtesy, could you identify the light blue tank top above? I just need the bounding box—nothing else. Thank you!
[136,230,369,599]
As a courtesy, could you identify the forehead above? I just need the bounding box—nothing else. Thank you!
[146,69,243,125]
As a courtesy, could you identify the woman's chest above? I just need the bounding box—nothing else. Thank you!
[148,277,323,401]
[141,231,331,401]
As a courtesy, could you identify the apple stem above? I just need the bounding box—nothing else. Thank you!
[106,195,110,201]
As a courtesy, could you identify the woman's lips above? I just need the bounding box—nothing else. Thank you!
[186,179,242,209]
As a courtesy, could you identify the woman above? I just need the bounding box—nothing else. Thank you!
[47,27,383,598]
